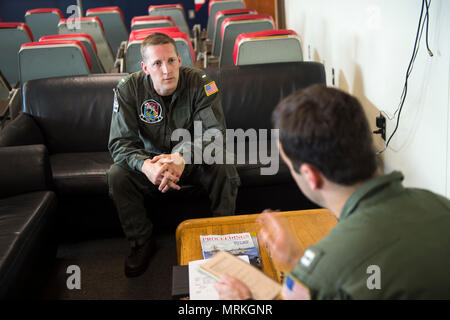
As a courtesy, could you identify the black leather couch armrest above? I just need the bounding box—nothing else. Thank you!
[0,113,44,147]
[0,144,52,198]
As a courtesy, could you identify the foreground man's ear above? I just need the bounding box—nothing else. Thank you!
[299,163,323,190]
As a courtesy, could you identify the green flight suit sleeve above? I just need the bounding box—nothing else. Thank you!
[172,72,228,164]
[108,78,154,172]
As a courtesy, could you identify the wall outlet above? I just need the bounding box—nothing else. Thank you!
[373,113,386,140]
[331,68,335,86]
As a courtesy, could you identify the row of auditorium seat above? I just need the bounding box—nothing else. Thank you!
[0,1,304,89]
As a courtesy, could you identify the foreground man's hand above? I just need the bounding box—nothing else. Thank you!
[257,209,303,271]
[214,274,253,300]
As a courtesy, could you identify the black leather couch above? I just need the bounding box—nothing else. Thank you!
[0,62,325,240]
[0,145,58,299]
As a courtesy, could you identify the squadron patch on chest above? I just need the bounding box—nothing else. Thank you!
[139,99,163,124]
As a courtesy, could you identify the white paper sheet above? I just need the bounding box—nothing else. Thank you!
[188,255,249,300]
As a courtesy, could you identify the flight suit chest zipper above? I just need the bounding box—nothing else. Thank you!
[163,98,174,150]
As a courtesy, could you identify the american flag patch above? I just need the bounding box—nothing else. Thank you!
[281,275,310,300]
[204,81,218,96]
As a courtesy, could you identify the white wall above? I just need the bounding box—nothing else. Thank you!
[285,0,450,198]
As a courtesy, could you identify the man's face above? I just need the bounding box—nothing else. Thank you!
[141,43,181,96]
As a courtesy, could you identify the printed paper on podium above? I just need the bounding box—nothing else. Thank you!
[189,255,249,300]
[200,251,281,300]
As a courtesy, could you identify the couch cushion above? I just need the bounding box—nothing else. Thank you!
[0,191,57,298]
[51,152,113,196]
[22,74,127,154]
[50,150,293,195]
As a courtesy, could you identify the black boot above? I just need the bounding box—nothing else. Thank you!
[125,235,156,277]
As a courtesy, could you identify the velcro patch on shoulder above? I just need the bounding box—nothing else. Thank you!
[118,76,131,88]
[204,81,218,96]
[299,246,324,274]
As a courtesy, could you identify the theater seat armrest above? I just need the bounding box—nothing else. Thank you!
[0,144,53,198]
[0,113,45,147]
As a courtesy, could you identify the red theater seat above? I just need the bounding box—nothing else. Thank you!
[219,14,275,67]
[19,40,92,83]
[25,8,63,40]
[212,8,257,57]
[207,0,246,40]
[40,33,97,54]
[131,15,176,31]
[0,22,34,86]
[39,33,105,73]
[233,29,303,66]
[0,22,34,41]
[58,16,115,72]
[129,27,181,43]
[148,4,190,36]
[86,6,129,55]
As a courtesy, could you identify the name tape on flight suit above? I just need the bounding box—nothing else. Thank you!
[113,90,119,113]
[299,247,324,273]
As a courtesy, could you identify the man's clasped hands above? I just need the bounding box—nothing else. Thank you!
[141,152,186,193]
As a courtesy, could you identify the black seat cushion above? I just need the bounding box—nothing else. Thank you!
[0,191,57,298]
[50,149,293,196]
[50,152,113,196]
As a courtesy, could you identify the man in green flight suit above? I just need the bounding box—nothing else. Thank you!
[215,85,450,299]
[108,33,240,277]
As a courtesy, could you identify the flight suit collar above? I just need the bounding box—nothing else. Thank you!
[339,171,405,221]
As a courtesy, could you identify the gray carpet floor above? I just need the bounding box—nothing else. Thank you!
[40,232,177,300]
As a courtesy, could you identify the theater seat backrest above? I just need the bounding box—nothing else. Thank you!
[128,27,181,43]
[0,23,34,87]
[212,8,257,57]
[131,15,175,31]
[40,33,105,73]
[207,0,245,40]
[86,6,129,55]
[19,40,91,83]
[234,30,303,66]
[25,8,63,41]
[219,14,275,67]
[148,4,191,37]
[58,17,115,72]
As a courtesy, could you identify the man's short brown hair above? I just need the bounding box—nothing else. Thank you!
[140,32,179,62]
[272,84,378,185]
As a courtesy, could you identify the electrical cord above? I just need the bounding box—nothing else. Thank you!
[378,0,433,154]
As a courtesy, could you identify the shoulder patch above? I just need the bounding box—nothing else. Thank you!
[299,246,324,273]
[204,81,218,96]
